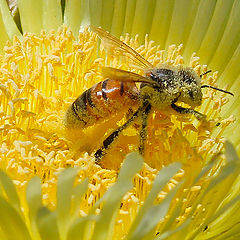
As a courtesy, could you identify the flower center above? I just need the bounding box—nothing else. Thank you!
[0,26,234,215]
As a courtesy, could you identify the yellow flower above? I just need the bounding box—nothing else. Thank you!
[0,1,239,240]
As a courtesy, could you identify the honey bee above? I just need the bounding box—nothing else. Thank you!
[64,26,233,162]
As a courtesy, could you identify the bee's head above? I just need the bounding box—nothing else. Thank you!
[178,68,203,107]
[178,68,234,107]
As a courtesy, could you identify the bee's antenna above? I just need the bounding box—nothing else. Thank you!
[201,85,234,96]
[200,70,212,78]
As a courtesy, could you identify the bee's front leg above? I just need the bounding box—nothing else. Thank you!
[171,103,206,120]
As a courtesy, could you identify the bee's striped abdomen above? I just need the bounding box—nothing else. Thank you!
[64,80,139,129]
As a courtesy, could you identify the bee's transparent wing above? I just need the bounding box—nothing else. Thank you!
[91,26,154,70]
[102,67,158,85]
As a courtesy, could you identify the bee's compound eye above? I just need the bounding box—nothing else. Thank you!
[179,70,195,84]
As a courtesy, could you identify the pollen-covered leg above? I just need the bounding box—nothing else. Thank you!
[139,103,152,154]
[171,103,206,120]
[94,102,149,162]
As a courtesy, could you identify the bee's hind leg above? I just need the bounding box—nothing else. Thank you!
[139,103,152,154]
[94,102,149,162]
